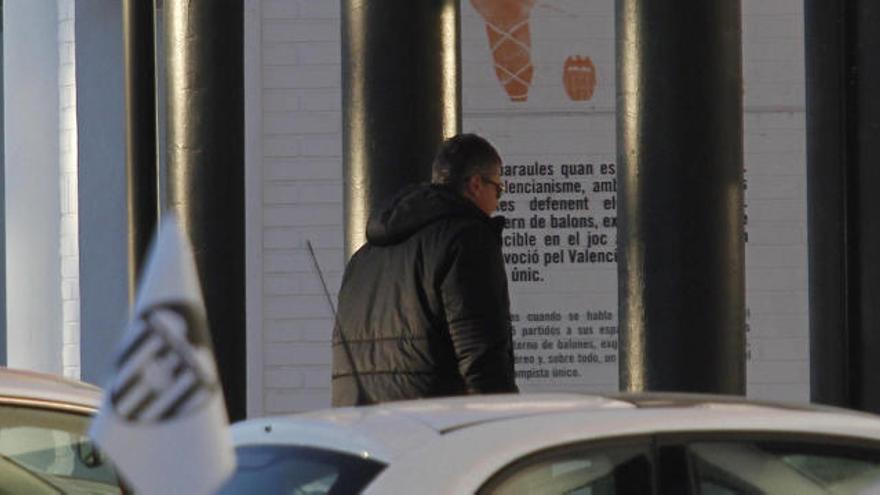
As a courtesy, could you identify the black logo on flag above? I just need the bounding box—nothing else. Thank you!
[110,304,218,423]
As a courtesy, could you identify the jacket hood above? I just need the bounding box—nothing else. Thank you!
[366,184,503,246]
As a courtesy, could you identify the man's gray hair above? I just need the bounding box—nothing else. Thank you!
[431,133,501,193]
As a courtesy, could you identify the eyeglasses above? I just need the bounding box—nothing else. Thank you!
[480,176,505,199]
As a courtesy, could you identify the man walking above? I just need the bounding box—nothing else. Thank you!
[332,133,519,406]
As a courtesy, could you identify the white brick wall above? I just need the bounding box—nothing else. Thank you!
[742,0,808,402]
[252,0,810,412]
[256,0,343,414]
[58,0,80,380]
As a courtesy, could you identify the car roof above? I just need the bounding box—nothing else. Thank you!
[0,367,102,413]
[232,392,880,463]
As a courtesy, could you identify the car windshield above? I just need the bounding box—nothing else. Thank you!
[0,404,126,494]
[217,445,386,495]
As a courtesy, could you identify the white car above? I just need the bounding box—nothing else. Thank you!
[0,367,127,494]
[219,392,880,494]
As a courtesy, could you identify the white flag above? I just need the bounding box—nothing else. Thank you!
[89,215,236,494]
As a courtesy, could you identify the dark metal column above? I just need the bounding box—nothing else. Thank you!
[0,0,5,365]
[164,0,245,421]
[342,0,460,257]
[617,0,746,394]
[807,0,880,413]
[123,0,158,300]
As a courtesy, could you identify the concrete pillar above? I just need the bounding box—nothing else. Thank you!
[164,0,246,421]
[806,0,880,413]
[123,0,159,299]
[4,0,63,373]
[341,0,460,257]
[617,0,746,393]
[76,0,127,384]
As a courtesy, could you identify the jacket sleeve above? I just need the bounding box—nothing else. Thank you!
[440,222,519,394]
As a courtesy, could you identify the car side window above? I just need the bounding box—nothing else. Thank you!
[687,439,880,494]
[479,441,653,495]
[0,404,125,494]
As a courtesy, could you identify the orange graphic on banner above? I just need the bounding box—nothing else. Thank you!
[563,55,597,101]
[471,0,536,102]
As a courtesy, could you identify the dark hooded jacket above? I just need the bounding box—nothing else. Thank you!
[331,184,518,406]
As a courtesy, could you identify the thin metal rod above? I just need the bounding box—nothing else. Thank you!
[306,240,337,315]
[305,240,367,404]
